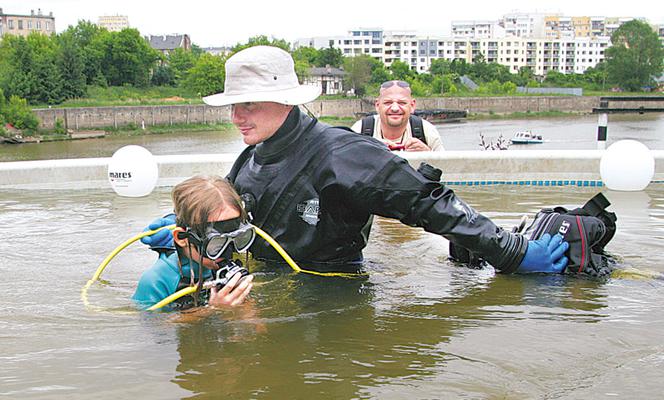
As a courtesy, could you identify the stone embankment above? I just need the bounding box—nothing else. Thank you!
[33,96,663,131]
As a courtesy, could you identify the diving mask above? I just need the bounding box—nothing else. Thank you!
[177,217,256,260]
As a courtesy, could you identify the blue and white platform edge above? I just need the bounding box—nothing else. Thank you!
[1,150,663,190]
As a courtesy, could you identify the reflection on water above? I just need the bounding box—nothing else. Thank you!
[1,186,663,398]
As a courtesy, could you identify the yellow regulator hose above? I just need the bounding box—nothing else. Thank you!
[251,225,366,279]
[84,223,366,312]
[81,225,176,311]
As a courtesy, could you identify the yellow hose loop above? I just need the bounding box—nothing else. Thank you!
[251,225,366,279]
[147,286,198,311]
[82,225,177,311]
[92,225,177,282]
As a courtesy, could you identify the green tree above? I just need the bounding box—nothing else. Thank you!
[102,29,159,87]
[315,46,343,68]
[231,35,290,54]
[293,46,320,65]
[343,55,374,96]
[368,59,391,85]
[4,95,39,131]
[168,47,198,85]
[0,35,37,101]
[57,32,87,99]
[151,65,176,86]
[63,21,108,85]
[429,58,452,76]
[183,53,226,96]
[389,60,415,81]
[605,20,664,91]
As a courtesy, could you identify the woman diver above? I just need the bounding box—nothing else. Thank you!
[132,175,254,310]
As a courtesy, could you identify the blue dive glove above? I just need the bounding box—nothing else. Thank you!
[517,233,569,273]
[140,213,176,252]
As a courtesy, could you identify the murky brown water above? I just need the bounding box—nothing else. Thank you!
[1,114,663,162]
[1,185,663,399]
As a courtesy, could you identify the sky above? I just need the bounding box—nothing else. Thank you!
[2,0,662,47]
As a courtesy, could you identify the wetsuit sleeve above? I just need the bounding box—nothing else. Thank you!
[332,140,526,273]
[132,253,180,309]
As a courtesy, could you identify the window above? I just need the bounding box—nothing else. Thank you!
[28,20,32,29]
[18,19,23,30]
[36,21,41,29]
[8,19,14,29]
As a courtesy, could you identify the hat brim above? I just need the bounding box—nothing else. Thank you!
[203,85,321,107]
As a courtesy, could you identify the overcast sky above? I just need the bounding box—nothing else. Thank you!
[2,0,662,47]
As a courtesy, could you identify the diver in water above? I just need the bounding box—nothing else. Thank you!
[142,46,568,275]
[133,175,254,310]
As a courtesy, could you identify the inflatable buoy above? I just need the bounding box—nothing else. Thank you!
[600,140,654,191]
[108,145,159,197]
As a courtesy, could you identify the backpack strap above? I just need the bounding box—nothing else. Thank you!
[409,115,427,145]
[360,116,375,137]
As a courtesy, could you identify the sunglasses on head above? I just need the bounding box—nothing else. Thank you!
[380,80,410,89]
[177,217,256,260]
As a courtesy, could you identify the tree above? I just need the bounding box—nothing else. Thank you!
[63,21,108,85]
[183,53,226,96]
[168,47,197,85]
[0,36,36,101]
[57,32,87,99]
[231,35,290,55]
[343,55,374,96]
[389,60,415,81]
[429,59,452,76]
[315,46,343,68]
[293,47,320,65]
[605,20,664,91]
[102,29,159,87]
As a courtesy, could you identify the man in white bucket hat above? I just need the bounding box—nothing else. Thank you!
[144,45,568,275]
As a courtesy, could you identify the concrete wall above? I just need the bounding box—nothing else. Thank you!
[28,97,595,130]
[33,105,231,130]
[32,97,664,130]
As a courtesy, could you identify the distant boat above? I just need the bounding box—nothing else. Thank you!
[511,131,543,144]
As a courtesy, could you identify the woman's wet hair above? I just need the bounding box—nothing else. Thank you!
[171,175,246,236]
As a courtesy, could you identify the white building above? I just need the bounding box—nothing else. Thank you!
[501,12,547,38]
[97,15,129,32]
[452,20,505,39]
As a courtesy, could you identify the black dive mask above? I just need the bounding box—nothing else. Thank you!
[177,217,256,260]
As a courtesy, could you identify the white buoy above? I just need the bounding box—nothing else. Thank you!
[108,145,159,197]
[600,140,654,191]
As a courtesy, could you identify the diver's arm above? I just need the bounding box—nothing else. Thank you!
[332,142,526,272]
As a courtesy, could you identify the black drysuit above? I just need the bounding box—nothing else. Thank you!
[230,107,527,273]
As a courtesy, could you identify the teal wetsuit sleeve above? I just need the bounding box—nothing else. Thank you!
[132,253,181,309]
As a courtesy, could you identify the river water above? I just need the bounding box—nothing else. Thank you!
[1,114,663,161]
[1,115,664,399]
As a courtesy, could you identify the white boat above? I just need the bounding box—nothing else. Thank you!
[511,131,543,144]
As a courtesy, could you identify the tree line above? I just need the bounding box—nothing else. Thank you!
[0,19,661,113]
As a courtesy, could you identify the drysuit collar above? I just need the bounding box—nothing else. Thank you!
[255,106,308,163]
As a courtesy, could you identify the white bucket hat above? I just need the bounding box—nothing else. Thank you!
[203,46,321,107]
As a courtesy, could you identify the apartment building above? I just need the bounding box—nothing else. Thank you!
[451,20,505,39]
[98,15,129,32]
[501,12,547,38]
[295,28,384,59]
[295,12,649,77]
[0,8,55,38]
